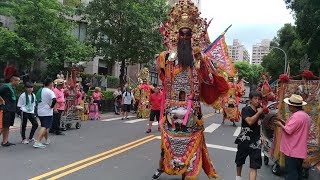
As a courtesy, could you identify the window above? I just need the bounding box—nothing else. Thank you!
[150,72,158,85]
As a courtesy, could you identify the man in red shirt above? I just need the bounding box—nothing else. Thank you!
[146,85,162,133]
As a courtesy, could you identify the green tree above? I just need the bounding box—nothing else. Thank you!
[261,24,305,81]
[285,0,320,75]
[234,61,264,85]
[86,0,168,87]
[0,0,15,16]
[16,0,94,73]
[0,27,36,65]
[0,0,94,78]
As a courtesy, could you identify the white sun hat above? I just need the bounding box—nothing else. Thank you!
[284,94,307,106]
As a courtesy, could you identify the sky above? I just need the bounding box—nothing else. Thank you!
[199,0,295,56]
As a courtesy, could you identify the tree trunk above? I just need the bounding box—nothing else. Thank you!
[119,59,126,89]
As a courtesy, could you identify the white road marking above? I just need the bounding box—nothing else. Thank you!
[206,144,237,152]
[124,119,148,123]
[203,112,215,119]
[101,116,135,122]
[204,123,221,133]
[233,127,241,137]
[154,136,264,156]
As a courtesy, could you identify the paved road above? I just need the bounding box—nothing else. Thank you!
[0,105,285,180]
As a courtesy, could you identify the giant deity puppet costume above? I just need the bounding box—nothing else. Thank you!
[134,68,152,118]
[152,1,229,179]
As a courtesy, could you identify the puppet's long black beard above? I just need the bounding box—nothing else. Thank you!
[177,39,194,68]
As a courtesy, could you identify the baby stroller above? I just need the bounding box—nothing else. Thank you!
[261,113,277,166]
[89,103,100,120]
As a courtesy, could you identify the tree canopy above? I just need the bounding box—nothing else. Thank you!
[261,24,305,81]
[0,0,94,78]
[86,0,169,86]
[0,27,35,66]
[284,0,320,75]
[234,61,264,85]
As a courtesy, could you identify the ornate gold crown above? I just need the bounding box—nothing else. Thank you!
[161,0,210,49]
[137,67,150,81]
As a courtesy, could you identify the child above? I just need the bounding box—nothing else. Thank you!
[92,87,102,111]
[17,82,38,144]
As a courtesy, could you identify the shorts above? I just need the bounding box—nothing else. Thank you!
[235,143,262,169]
[149,110,160,122]
[2,111,15,128]
[122,104,131,112]
[39,116,53,129]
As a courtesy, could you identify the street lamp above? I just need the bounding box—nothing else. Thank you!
[269,46,288,74]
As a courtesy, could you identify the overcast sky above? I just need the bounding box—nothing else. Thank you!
[200,0,295,55]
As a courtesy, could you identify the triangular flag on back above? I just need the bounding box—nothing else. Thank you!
[204,35,235,77]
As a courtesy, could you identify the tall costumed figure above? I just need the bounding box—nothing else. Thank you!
[152,0,230,179]
[135,68,152,118]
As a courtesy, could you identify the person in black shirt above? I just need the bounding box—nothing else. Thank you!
[0,75,20,147]
[235,91,263,180]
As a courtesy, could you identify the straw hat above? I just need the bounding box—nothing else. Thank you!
[54,79,65,85]
[284,94,307,106]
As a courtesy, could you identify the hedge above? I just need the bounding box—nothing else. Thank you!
[87,90,114,101]
[0,83,43,97]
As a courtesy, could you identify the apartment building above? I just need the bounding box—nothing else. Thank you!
[251,39,271,64]
[227,39,250,63]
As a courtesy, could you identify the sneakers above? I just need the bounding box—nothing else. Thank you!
[152,169,164,179]
[22,139,29,144]
[29,138,36,142]
[1,142,16,147]
[236,176,242,180]
[55,131,65,135]
[44,139,51,145]
[33,142,46,149]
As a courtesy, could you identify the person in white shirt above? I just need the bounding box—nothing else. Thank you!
[33,78,56,149]
[17,82,38,144]
[122,87,134,120]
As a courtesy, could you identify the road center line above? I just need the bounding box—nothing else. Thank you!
[204,123,221,133]
[29,135,155,180]
[47,136,157,180]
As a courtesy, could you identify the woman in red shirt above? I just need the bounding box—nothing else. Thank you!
[146,86,162,133]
